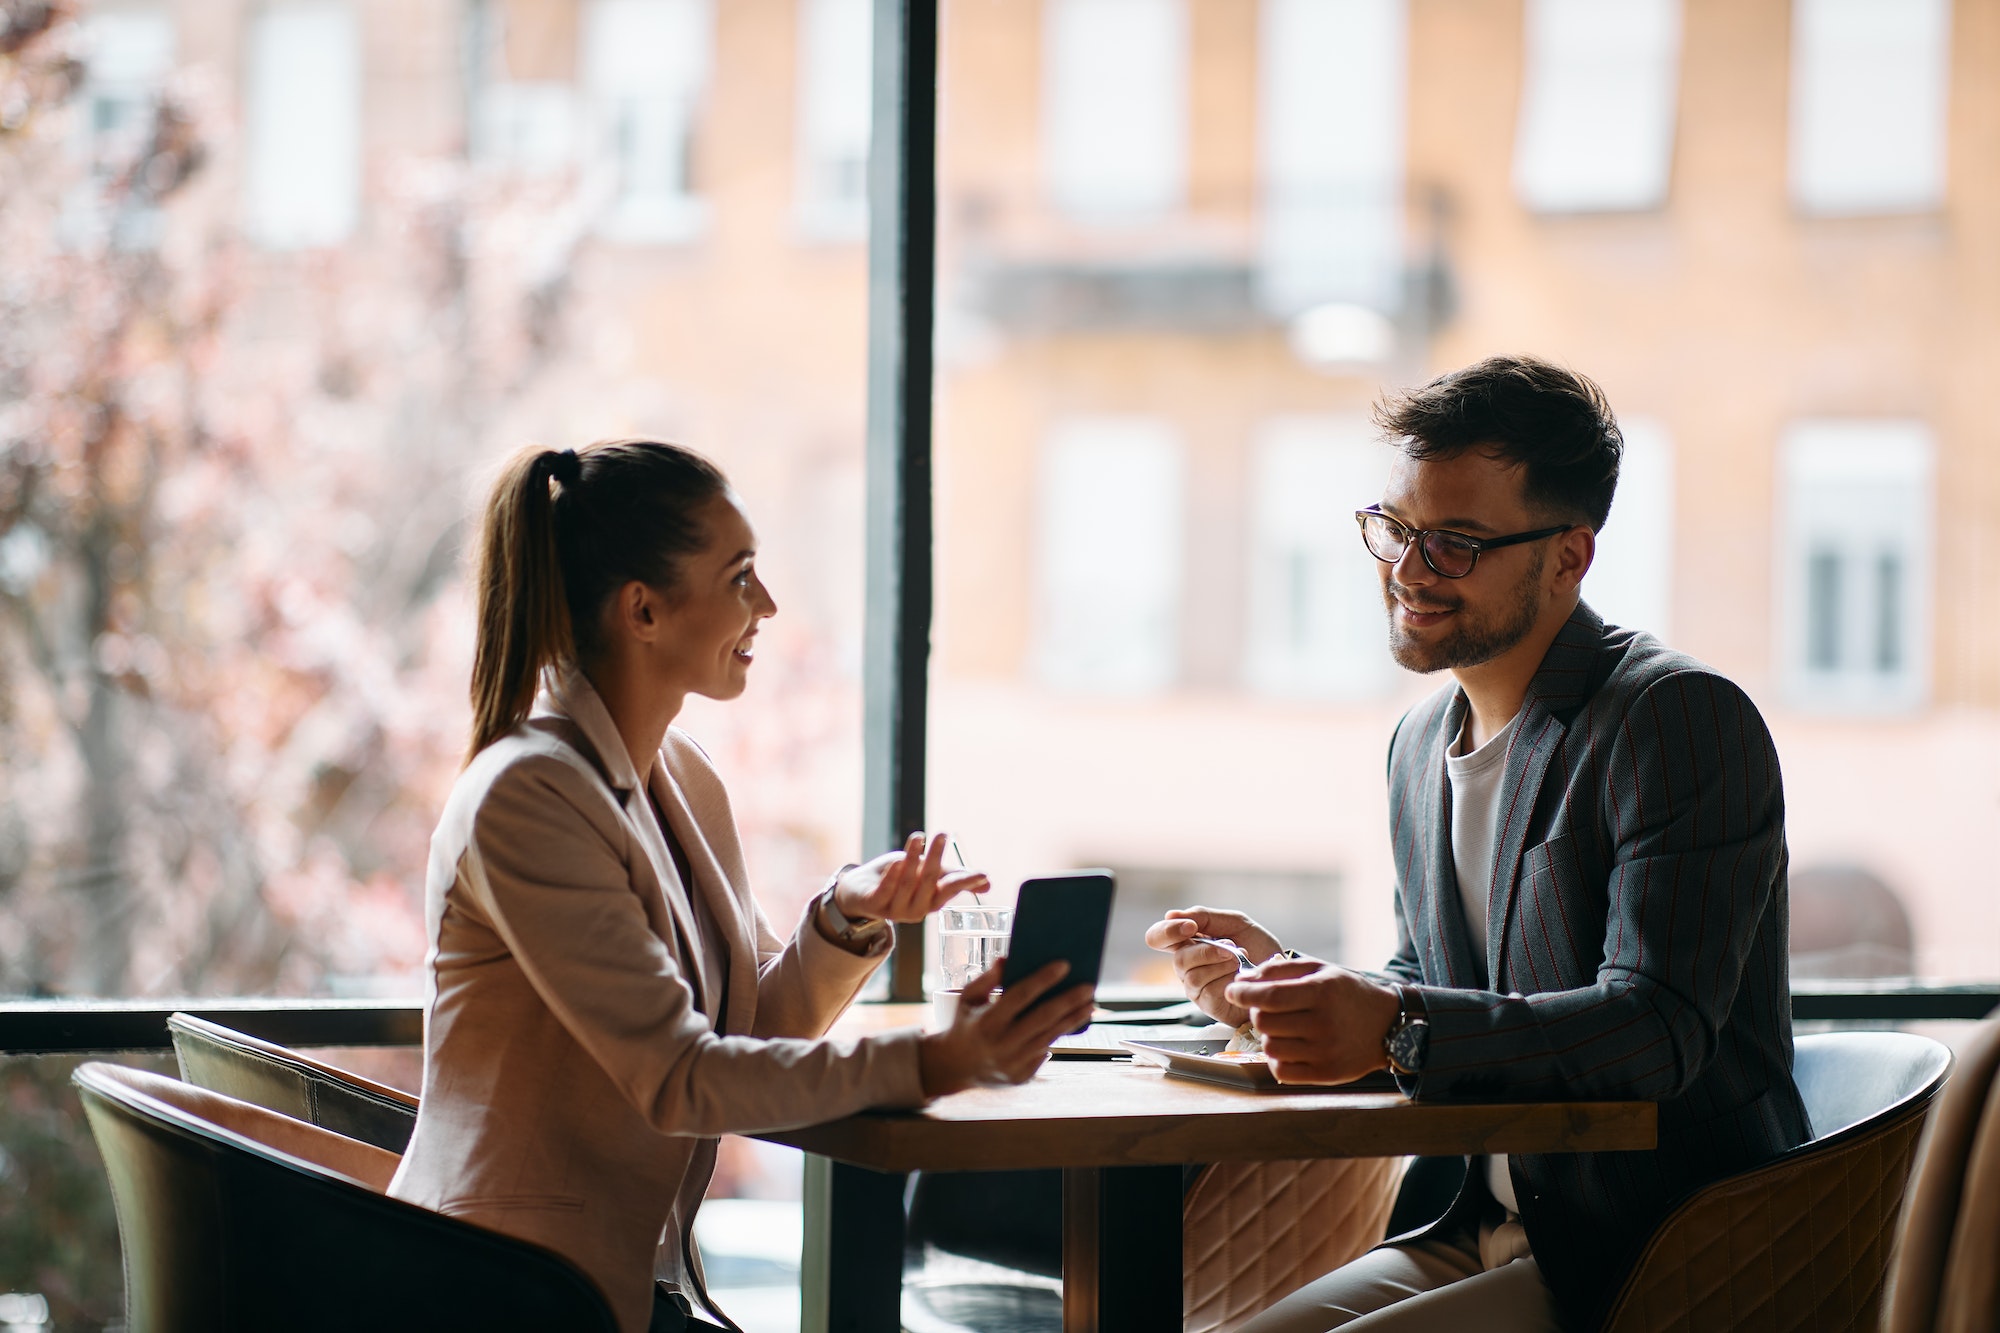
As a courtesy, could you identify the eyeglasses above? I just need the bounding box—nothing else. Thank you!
[1354,506,1572,579]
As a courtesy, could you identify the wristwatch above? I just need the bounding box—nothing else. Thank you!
[1383,983,1430,1076]
[819,868,892,955]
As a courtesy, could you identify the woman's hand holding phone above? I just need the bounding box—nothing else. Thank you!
[917,958,1093,1097]
[834,830,988,924]
[1143,907,1283,1028]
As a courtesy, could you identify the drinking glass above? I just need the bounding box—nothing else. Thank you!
[937,906,1012,991]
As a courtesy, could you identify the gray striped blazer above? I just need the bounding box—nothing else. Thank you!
[1381,602,1809,1330]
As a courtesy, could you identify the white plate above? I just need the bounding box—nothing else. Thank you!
[1119,1036,1280,1088]
[1120,1037,1401,1092]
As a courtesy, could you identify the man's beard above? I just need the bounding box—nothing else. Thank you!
[1384,547,1547,674]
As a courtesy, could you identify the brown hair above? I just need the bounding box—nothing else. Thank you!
[466,438,729,762]
[1373,355,1624,531]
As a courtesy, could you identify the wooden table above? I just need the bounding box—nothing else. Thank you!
[759,1008,1656,1333]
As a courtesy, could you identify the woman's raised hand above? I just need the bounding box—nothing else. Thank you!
[833,831,987,924]
[917,959,1094,1097]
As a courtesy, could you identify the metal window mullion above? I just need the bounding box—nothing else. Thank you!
[802,18,938,1331]
[860,0,938,1006]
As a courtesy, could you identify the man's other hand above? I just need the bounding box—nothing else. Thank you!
[1224,958,1401,1086]
[1144,907,1282,1027]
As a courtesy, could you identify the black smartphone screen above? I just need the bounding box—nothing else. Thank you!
[999,870,1115,1008]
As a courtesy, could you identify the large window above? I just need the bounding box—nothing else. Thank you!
[6,0,873,1320]
[0,0,872,1003]
[933,0,2000,994]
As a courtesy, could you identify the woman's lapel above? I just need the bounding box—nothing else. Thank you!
[648,760,756,1035]
[545,669,715,1018]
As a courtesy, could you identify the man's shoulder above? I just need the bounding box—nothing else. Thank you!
[1580,622,1778,771]
[1593,623,1760,714]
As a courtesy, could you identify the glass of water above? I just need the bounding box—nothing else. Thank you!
[937,906,1013,991]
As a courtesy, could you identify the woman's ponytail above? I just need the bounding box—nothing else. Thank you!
[466,448,579,763]
[462,437,728,763]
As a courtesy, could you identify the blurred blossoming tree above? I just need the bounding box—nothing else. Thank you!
[0,0,581,998]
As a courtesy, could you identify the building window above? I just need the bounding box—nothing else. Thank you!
[1583,416,1673,637]
[244,2,362,250]
[1042,0,1188,225]
[69,8,176,250]
[469,0,582,176]
[1033,418,1184,693]
[1779,421,1933,712]
[583,0,714,243]
[1788,0,1951,216]
[1256,0,1407,319]
[1512,0,1682,214]
[795,0,872,239]
[478,83,581,176]
[1242,418,1394,700]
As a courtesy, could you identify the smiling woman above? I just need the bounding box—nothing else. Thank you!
[390,438,1091,1333]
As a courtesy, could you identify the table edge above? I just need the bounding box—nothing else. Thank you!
[754,1098,1658,1174]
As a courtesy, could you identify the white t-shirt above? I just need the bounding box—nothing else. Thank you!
[1447,707,1522,1215]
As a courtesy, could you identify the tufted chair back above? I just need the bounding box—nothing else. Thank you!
[1600,1031,1950,1333]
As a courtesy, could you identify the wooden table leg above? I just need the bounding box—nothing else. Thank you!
[800,1155,907,1333]
[1062,1164,1182,1333]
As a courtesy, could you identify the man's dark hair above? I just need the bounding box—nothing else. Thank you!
[1373,356,1623,531]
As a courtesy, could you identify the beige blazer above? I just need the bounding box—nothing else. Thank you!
[387,669,925,1333]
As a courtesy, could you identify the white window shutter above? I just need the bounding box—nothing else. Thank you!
[1043,0,1188,224]
[1034,418,1186,693]
[1513,0,1682,214]
[1789,0,1951,215]
[244,2,362,250]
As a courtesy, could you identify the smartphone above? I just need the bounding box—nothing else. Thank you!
[1000,870,1115,1016]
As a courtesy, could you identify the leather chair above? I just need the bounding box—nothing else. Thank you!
[1883,1014,2000,1333]
[1601,1031,1951,1332]
[900,1156,1406,1333]
[72,1061,617,1331]
[168,1011,418,1153]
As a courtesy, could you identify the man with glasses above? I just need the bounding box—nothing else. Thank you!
[1149,357,1804,1332]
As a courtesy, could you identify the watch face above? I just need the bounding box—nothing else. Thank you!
[1386,1018,1428,1074]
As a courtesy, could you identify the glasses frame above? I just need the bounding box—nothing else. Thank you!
[1355,505,1573,579]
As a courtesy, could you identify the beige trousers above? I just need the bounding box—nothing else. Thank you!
[1234,1210,1561,1333]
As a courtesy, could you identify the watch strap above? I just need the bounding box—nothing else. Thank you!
[1384,982,1431,1077]
[818,868,891,956]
